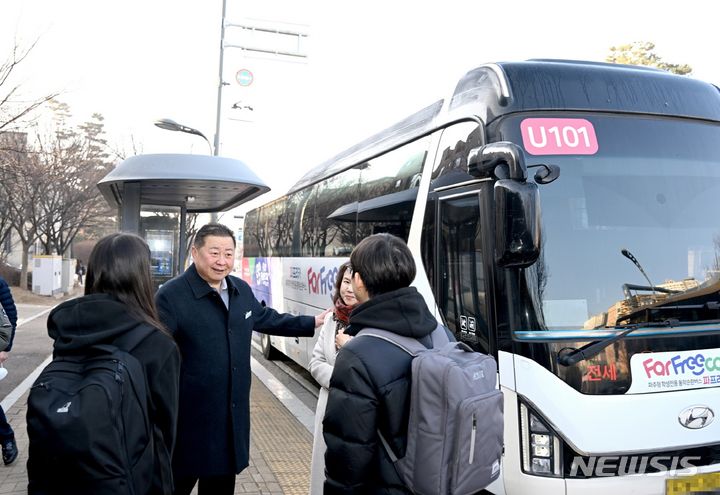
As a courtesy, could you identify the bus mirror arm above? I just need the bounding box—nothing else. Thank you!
[468,142,561,185]
[528,163,561,184]
[468,141,527,180]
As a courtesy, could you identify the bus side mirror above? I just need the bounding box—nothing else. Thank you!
[495,179,541,268]
[469,141,542,267]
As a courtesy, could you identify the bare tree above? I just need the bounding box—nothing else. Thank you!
[0,133,43,288]
[34,105,116,256]
[0,40,59,136]
[0,101,118,289]
[0,39,60,285]
[0,172,11,264]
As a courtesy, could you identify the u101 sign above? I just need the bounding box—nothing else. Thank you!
[521,118,599,155]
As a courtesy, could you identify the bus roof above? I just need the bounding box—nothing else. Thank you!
[452,59,720,123]
[289,59,720,194]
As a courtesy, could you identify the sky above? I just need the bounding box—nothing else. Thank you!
[2,0,719,218]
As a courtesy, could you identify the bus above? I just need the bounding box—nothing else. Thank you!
[241,59,720,494]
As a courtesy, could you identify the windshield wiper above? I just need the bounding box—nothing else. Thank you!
[556,319,681,366]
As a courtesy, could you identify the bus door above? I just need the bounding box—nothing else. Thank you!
[435,189,493,355]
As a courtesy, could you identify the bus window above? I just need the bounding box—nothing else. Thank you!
[266,200,286,257]
[430,122,483,187]
[243,210,260,258]
[290,187,314,257]
[438,193,490,354]
[356,136,431,241]
[270,194,298,256]
[254,205,273,257]
[315,167,361,256]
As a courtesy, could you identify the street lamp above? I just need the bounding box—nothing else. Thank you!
[154,118,213,155]
[154,118,217,223]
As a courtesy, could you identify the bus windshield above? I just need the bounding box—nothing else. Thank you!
[500,114,720,332]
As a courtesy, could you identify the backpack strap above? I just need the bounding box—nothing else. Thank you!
[101,324,157,423]
[356,323,449,356]
[360,323,451,474]
[429,324,451,348]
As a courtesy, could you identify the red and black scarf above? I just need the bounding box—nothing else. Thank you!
[333,297,354,332]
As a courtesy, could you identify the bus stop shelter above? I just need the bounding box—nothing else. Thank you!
[97,153,269,285]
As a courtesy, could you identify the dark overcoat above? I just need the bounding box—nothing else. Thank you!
[155,264,315,477]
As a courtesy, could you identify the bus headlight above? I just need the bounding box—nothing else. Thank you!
[520,401,562,477]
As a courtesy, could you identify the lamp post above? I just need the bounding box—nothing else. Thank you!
[154,118,213,155]
[214,0,228,159]
[153,118,219,227]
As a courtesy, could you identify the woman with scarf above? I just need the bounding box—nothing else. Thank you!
[308,262,357,494]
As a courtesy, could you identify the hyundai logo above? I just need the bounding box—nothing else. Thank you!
[678,405,715,430]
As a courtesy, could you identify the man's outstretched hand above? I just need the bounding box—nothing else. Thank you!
[315,307,333,328]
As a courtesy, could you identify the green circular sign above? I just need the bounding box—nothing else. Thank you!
[236,69,254,87]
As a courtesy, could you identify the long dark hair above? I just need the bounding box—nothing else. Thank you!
[85,232,167,333]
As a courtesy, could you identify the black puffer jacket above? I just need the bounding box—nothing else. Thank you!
[29,294,181,495]
[322,287,438,494]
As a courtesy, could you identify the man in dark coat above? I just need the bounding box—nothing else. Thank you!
[323,233,442,494]
[156,223,326,495]
[0,275,18,465]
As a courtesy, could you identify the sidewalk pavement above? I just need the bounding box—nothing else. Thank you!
[0,302,314,494]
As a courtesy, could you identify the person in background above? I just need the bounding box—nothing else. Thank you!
[75,261,85,286]
[308,262,357,494]
[27,233,181,494]
[155,223,328,495]
[0,275,18,466]
[323,233,444,494]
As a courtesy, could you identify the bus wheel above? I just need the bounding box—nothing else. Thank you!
[261,333,281,360]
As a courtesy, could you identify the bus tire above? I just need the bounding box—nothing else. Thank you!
[261,333,281,360]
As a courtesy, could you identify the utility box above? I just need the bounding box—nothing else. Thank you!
[61,258,74,294]
[32,255,63,296]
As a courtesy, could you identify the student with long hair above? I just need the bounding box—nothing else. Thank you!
[27,233,181,495]
[308,262,357,494]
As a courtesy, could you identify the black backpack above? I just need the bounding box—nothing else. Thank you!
[27,325,155,495]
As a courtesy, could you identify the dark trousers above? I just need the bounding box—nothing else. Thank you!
[0,406,13,442]
[174,475,235,495]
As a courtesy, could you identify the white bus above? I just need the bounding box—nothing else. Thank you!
[241,59,720,494]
